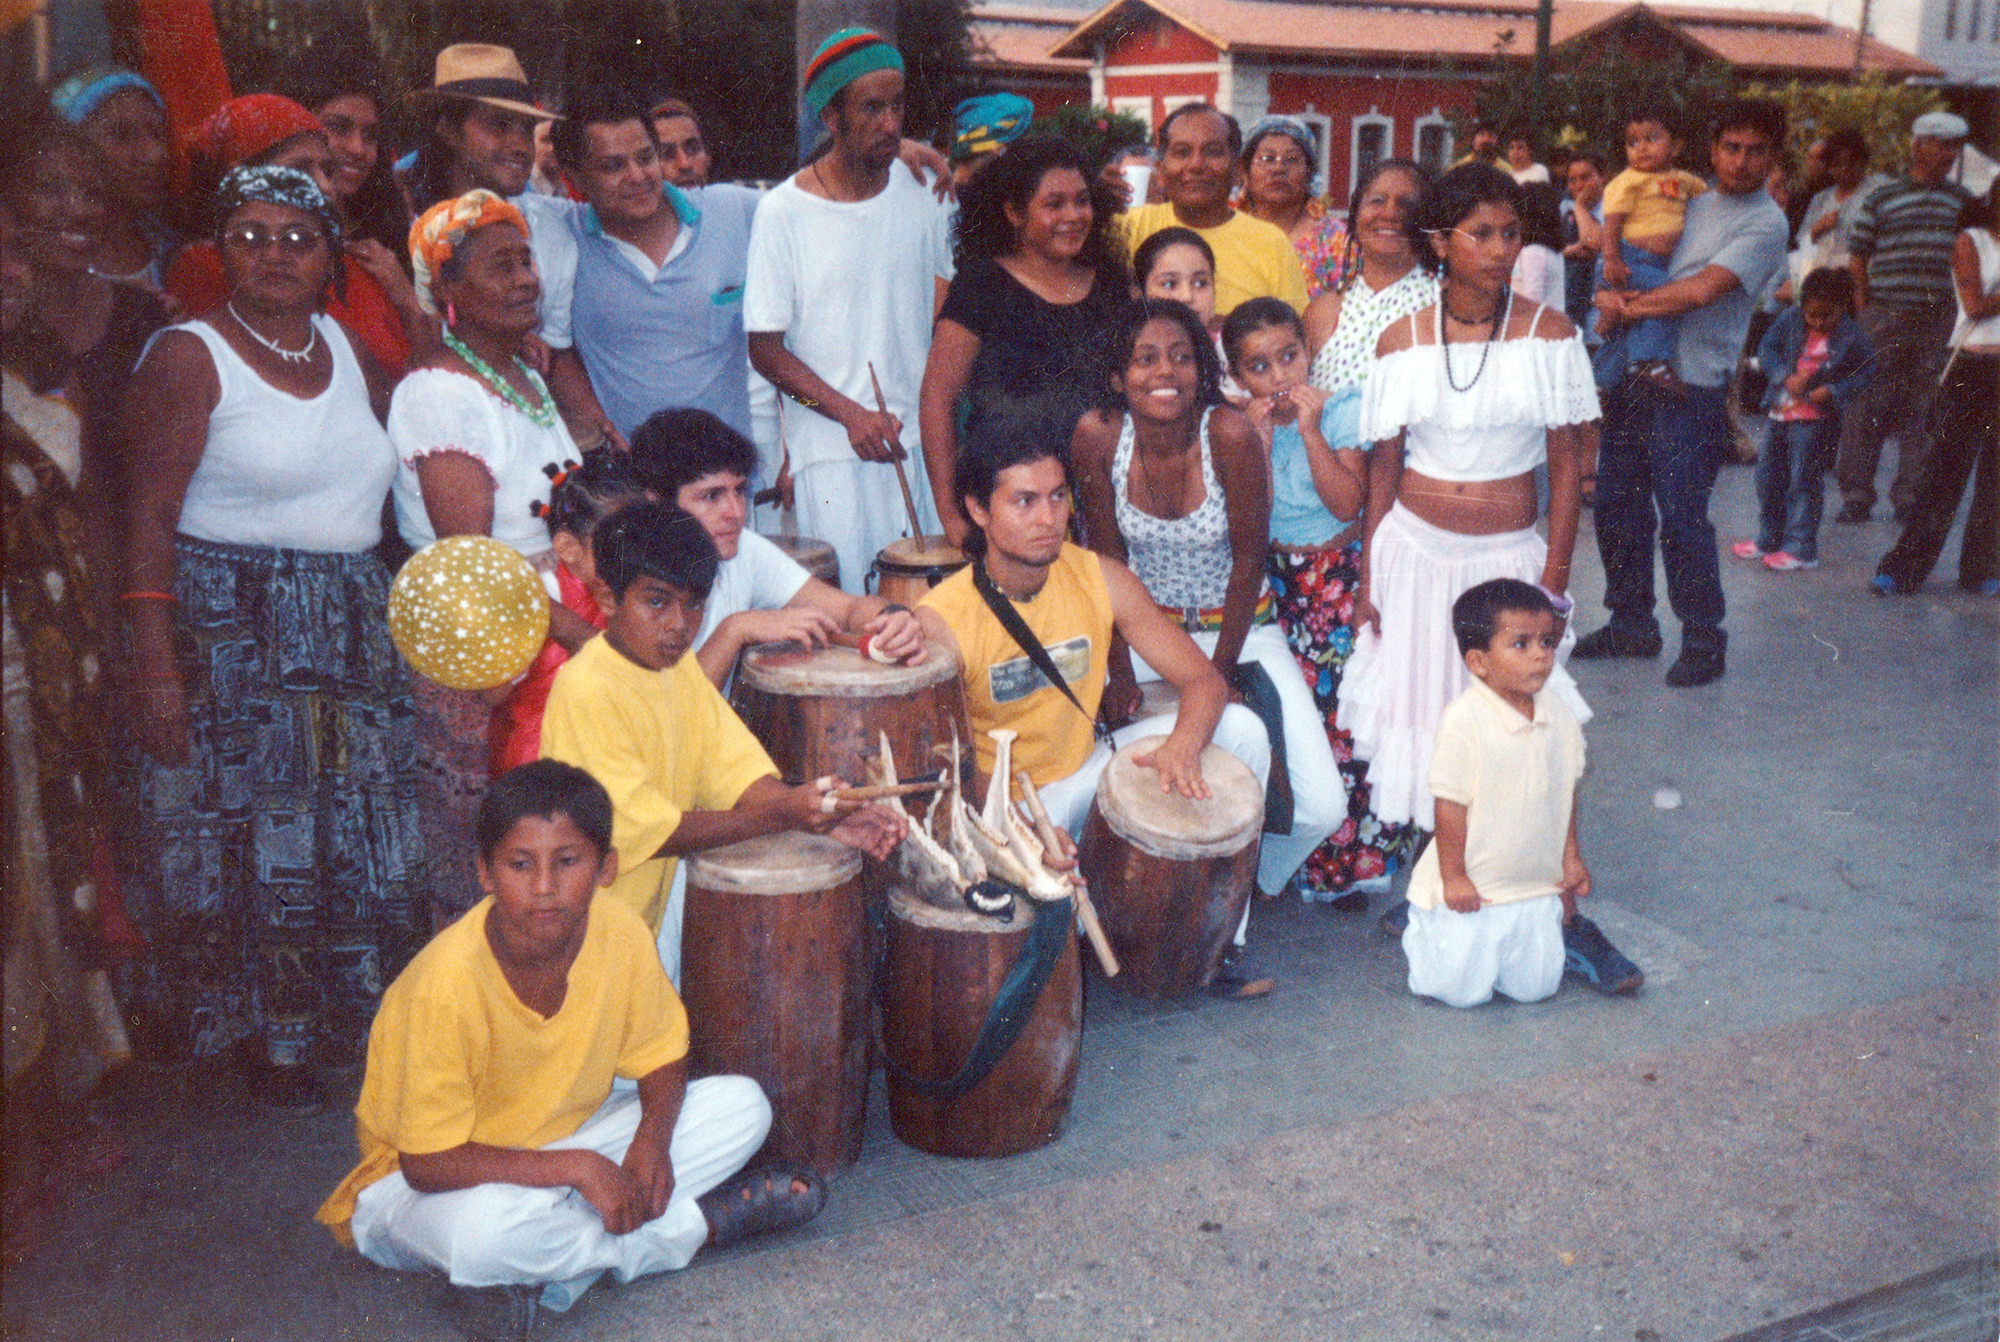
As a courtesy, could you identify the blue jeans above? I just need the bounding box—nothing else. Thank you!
[1755,417,1837,561]
[1593,379,1727,654]
[1619,241,1678,365]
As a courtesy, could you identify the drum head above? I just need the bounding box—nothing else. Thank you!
[1094,736,1262,858]
[878,536,967,573]
[739,640,960,696]
[886,881,1032,933]
[685,831,863,894]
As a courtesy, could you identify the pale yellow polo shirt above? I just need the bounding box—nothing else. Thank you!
[1406,677,1586,910]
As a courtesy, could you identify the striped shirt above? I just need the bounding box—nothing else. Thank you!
[1849,178,1974,310]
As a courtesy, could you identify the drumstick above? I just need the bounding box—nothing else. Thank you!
[867,360,925,542]
[833,781,943,802]
[1016,769,1120,978]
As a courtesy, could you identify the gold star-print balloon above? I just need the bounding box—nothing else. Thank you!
[388,536,549,691]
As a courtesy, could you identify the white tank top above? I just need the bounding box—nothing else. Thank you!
[170,314,395,553]
[1112,408,1262,609]
[1954,229,2000,351]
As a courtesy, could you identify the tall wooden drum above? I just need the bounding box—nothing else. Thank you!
[733,640,968,791]
[871,536,966,608]
[1078,737,1263,998]
[761,532,840,590]
[680,833,871,1176]
[880,883,1082,1157]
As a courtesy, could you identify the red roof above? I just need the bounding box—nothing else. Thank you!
[1039,0,1938,78]
[968,4,1096,73]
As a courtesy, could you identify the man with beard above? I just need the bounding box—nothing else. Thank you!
[745,29,955,588]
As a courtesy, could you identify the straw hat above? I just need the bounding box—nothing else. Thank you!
[413,44,558,122]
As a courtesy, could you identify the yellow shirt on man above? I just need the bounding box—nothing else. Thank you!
[920,542,1112,787]
[539,634,777,928]
[314,894,688,1244]
[1117,202,1309,316]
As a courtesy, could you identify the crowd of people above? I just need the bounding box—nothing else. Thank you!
[3,25,1995,1333]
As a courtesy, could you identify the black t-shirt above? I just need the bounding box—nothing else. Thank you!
[938,257,1126,455]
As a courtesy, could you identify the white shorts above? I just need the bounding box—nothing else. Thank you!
[1402,893,1564,1008]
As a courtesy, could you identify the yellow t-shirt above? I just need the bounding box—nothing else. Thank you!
[1406,678,1587,911]
[920,542,1112,787]
[1601,168,1709,246]
[314,894,689,1244]
[1118,203,1309,317]
[538,634,777,928]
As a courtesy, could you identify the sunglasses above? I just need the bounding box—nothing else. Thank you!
[221,224,325,256]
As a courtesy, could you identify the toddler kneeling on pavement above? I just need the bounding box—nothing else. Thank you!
[1403,580,1643,1007]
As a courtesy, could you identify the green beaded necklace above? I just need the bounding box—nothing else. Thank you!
[443,327,558,429]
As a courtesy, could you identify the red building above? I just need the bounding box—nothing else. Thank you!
[971,0,1940,205]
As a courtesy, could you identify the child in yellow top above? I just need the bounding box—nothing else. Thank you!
[316,760,826,1331]
[537,501,904,941]
[1403,580,1643,1007]
[1599,109,1709,383]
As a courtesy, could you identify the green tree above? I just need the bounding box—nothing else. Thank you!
[1027,103,1151,171]
[1461,40,1738,163]
[1745,74,1944,178]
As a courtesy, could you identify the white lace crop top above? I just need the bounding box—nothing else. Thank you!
[1359,302,1601,483]
[1112,408,1259,609]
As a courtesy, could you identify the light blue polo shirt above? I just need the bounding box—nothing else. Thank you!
[553,181,762,438]
[1668,186,1788,389]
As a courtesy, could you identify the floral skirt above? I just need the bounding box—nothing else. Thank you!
[1265,540,1415,895]
[130,536,426,1066]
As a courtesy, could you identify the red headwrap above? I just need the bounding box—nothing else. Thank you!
[184,94,323,173]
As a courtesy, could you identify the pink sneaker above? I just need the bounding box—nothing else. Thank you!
[1763,551,1818,571]
[1731,540,1769,560]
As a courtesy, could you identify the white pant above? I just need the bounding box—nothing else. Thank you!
[792,457,941,599]
[350,1076,770,1312]
[1125,623,1347,897]
[1036,702,1270,948]
[1402,895,1563,1008]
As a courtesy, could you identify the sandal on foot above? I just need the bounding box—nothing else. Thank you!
[1206,972,1274,1001]
[700,1165,826,1250]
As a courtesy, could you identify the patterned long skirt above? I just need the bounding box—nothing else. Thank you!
[131,536,426,1067]
[1265,540,1415,896]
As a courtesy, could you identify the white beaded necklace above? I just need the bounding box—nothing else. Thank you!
[228,301,318,364]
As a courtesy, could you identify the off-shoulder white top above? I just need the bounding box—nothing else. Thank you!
[1360,301,1600,483]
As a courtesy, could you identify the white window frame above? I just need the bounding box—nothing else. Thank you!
[1413,110,1454,179]
[1111,94,1154,131]
[1350,108,1393,195]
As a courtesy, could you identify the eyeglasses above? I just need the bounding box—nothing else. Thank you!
[1253,153,1309,170]
[221,224,325,256]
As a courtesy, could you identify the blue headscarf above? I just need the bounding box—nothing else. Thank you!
[952,93,1035,162]
[48,65,164,126]
[213,164,343,249]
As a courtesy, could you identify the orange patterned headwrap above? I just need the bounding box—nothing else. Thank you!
[408,189,530,315]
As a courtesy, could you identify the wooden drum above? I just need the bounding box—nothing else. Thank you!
[733,640,968,790]
[761,532,840,590]
[870,536,966,608]
[680,832,871,1176]
[1078,737,1263,998]
[880,883,1082,1157]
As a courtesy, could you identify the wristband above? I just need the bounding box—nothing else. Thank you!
[880,602,910,615]
[1536,584,1574,615]
[119,591,176,603]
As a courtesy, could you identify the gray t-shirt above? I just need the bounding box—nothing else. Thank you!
[1669,186,1789,388]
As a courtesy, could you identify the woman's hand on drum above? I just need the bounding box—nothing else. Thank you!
[862,607,927,663]
[134,674,192,766]
[1132,737,1211,801]
[734,606,842,652]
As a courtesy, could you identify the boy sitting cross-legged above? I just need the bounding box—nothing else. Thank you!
[1403,580,1642,1007]
[315,760,825,1334]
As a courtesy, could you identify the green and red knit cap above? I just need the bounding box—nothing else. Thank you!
[803,28,904,119]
